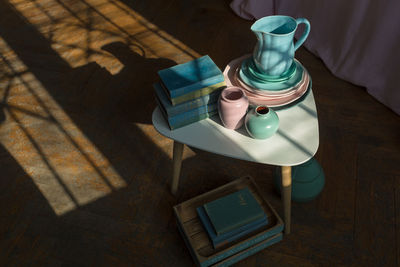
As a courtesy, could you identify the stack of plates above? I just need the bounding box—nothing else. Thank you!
[223,55,311,108]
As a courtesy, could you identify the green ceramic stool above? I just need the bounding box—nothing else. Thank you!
[274,157,325,202]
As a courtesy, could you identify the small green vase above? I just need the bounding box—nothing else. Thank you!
[245,106,279,139]
[274,158,325,202]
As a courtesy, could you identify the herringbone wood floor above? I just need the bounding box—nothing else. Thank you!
[0,0,399,266]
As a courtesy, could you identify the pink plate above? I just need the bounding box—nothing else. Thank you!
[223,56,310,107]
[235,68,309,99]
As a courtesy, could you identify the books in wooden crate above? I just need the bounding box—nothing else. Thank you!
[196,186,269,249]
[173,176,284,267]
[211,233,282,267]
[196,206,268,249]
[202,187,266,235]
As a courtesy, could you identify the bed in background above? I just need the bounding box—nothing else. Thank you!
[230,0,400,115]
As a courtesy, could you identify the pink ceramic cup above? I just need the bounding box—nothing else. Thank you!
[218,86,249,129]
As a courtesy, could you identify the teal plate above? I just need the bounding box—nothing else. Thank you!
[243,58,297,83]
[239,59,304,91]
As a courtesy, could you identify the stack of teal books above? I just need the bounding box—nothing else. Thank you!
[196,187,268,249]
[174,176,284,266]
[154,55,226,130]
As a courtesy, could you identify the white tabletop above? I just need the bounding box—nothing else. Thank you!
[152,88,319,166]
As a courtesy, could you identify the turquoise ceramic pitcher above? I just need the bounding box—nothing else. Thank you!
[251,15,310,77]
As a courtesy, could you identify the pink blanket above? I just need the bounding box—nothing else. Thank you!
[230,0,400,115]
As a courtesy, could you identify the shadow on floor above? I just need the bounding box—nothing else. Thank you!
[0,0,271,265]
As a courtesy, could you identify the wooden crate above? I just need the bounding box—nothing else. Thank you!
[174,176,284,267]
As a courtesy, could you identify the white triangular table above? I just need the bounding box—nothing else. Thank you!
[152,86,319,234]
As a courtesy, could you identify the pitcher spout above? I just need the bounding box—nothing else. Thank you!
[250,27,264,40]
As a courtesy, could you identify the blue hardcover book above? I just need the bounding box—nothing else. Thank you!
[161,80,225,106]
[156,98,218,130]
[196,206,268,248]
[203,187,266,235]
[213,233,283,267]
[173,176,284,267]
[158,55,225,98]
[154,82,222,117]
[176,217,283,267]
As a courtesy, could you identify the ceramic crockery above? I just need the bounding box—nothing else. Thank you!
[239,58,304,91]
[242,75,310,107]
[242,57,297,83]
[223,55,311,108]
[245,106,279,139]
[218,86,249,130]
[251,15,310,76]
[236,68,310,100]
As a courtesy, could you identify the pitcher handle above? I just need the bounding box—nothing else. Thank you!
[294,18,311,51]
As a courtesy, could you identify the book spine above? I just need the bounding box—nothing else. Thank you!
[156,84,220,118]
[156,96,217,130]
[169,74,225,98]
[213,233,283,267]
[156,82,221,116]
[168,103,217,125]
[170,82,226,106]
[168,92,221,117]
[155,98,170,125]
[201,225,284,266]
[168,110,218,130]
[168,97,218,117]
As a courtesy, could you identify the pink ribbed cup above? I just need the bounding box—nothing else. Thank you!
[218,86,249,129]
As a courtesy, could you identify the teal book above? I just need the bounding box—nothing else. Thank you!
[154,82,222,117]
[158,55,225,98]
[176,217,283,267]
[163,80,225,106]
[212,233,283,267]
[156,98,218,130]
[196,206,268,248]
[203,187,265,235]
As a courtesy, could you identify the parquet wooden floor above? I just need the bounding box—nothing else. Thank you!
[0,0,399,266]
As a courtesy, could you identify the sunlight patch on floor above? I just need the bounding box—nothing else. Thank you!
[0,37,126,215]
[9,0,200,75]
[1,0,205,215]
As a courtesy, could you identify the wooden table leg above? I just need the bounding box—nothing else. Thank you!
[281,166,292,234]
[171,141,184,195]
